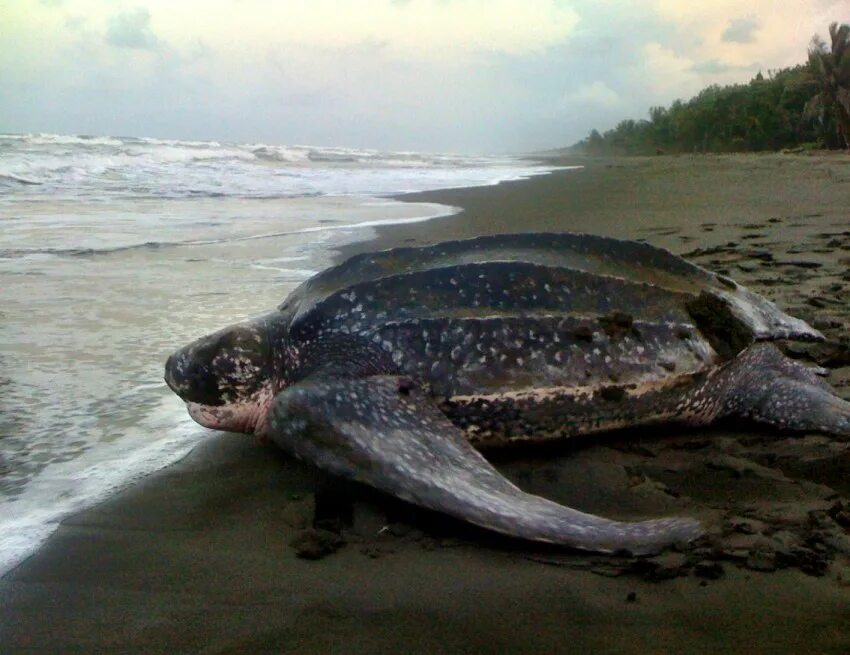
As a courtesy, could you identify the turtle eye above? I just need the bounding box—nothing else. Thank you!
[166,318,271,405]
[211,327,270,387]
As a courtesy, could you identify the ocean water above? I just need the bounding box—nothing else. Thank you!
[0,133,555,573]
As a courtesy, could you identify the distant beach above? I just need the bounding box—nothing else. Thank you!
[2,151,850,653]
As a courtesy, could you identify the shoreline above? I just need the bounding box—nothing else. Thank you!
[3,153,849,653]
[0,166,545,577]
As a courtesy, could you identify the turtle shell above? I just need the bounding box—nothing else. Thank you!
[279,233,821,397]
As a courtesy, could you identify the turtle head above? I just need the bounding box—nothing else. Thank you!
[164,314,278,436]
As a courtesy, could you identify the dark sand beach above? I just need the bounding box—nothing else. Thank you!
[3,153,850,654]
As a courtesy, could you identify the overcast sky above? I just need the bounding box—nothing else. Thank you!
[1,1,845,152]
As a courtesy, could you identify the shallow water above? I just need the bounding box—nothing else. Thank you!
[0,133,555,572]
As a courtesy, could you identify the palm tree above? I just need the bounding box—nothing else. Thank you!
[802,22,850,149]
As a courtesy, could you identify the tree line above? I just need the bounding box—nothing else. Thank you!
[573,22,850,154]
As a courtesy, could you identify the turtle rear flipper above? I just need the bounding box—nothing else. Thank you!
[718,344,850,436]
[269,375,702,555]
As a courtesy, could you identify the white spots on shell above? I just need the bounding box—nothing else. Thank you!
[358,304,721,404]
[430,360,447,376]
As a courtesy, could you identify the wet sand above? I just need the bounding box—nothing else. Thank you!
[3,152,850,653]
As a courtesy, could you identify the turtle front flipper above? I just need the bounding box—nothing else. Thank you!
[269,375,702,555]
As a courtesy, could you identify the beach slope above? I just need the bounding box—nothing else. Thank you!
[3,153,850,654]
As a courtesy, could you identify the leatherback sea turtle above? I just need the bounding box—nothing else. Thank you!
[164,233,850,555]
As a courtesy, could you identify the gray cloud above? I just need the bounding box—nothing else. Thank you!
[3,1,813,153]
[721,17,759,43]
[105,8,159,50]
[693,59,738,74]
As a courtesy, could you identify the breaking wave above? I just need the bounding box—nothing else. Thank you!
[0,132,544,201]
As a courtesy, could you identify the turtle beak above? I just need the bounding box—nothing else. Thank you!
[163,353,180,393]
[164,336,223,406]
